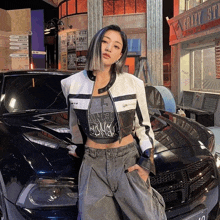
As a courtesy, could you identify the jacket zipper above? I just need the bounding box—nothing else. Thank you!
[108,90,122,143]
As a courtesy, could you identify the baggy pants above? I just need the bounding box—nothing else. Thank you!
[77,142,167,220]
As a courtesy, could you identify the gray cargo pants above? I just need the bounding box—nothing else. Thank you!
[77,142,167,220]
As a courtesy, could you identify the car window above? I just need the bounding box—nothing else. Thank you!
[2,74,68,112]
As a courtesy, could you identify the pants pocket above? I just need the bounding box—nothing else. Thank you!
[152,187,165,208]
[152,187,167,219]
[77,158,86,189]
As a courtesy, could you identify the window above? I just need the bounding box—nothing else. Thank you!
[190,46,219,92]
[77,0,87,13]
[68,0,76,15]
[103,0,146,16]
[59,5,62,18]
[59,0,87,19]
[179,0,206,13]
[125,0,135,14]
[62,2,67,17]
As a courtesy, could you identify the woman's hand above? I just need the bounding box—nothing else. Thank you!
[67,145,80,158]
[127,164,149,182]
[68,151,80,158]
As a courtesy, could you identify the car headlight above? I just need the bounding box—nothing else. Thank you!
[214,152,220,173]
[207,135,215,153]
[16,179,78,208]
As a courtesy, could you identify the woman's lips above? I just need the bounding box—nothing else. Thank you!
[103,53,111,59]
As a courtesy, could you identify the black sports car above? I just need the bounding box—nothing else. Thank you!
[0,70,219,220]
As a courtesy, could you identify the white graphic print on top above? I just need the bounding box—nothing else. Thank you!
[88,95,118,138]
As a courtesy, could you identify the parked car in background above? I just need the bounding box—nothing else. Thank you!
[0,70,219,220]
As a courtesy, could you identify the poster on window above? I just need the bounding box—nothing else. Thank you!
[68,53,77,70]
[76,30,87,69]
[60,33,67,53]
[61,52,67,70]
[67,31,76,50]
[58,33,67,70]
[76,30,87,51]
[67,31,76,70]
[59,30,87,70]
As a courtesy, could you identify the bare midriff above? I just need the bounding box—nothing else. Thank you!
[85,134,134,149]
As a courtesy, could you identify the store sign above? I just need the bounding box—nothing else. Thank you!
[32,51,46,55]
[10,54,29,58]
[10,35,28,40]
[9,42,28,46]
[10,46,29,50]
[169,1,220,41]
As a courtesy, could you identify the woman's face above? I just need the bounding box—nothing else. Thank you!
[101,30,123,67]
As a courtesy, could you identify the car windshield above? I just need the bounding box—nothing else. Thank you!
[2,74,68,113]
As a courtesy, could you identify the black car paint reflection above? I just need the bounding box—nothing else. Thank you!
[0,70,219,220]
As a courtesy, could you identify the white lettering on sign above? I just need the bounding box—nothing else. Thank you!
[10,46,28,50]
[10,35,28,39]
[9,42,28,46]
[10,54,29,58]
[32,51,46,55]
[183,3,220,30]
[183,11,202,30]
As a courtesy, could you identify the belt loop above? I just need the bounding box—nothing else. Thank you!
[93,149,97,158]
[89,148,96,158]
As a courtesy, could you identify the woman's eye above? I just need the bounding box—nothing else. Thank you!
[102,40,107,43]
[114,45,120,49]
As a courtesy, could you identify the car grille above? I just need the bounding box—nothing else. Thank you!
[151,159,217,210]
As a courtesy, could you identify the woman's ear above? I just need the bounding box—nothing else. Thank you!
[118,53,122,61]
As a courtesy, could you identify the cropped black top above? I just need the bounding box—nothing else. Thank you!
[87,94,119,143]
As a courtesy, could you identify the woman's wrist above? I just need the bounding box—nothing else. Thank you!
[137,148,156,175]
[67,144,85,158]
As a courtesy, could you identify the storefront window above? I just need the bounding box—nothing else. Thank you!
[103,0,146,15]
[190,47,219,92]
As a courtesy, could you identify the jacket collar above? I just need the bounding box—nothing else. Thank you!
[87,70,116,94]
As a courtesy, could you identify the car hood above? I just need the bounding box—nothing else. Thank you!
[152,112,214,174]
[2,110,214,178]
[3,110,79,179]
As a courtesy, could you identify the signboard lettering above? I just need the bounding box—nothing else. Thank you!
[169,1,220,40]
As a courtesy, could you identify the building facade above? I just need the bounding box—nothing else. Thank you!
[56,0,163,85]
[169,0,220,100]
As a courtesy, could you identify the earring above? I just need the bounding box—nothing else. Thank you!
[116,60,119,64]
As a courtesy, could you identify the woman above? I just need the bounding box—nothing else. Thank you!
[61,25,166,220]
